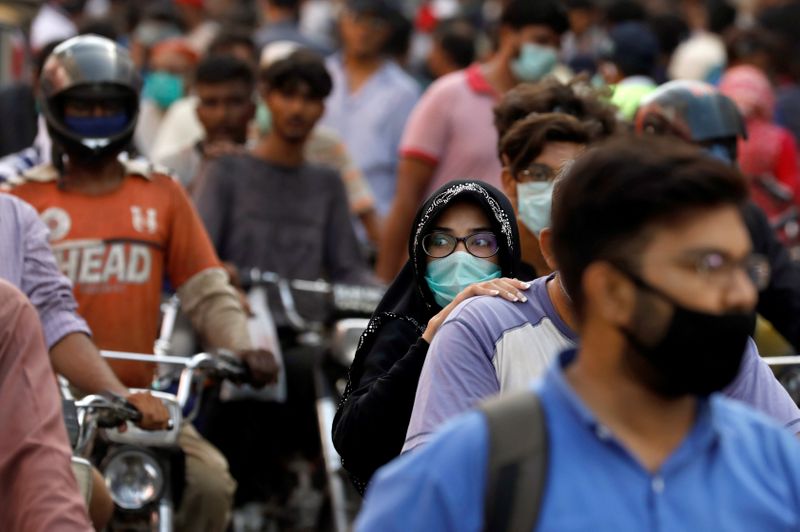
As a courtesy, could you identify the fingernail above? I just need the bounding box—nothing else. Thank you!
[520,295,528,303]
[520,282,530,289]
[490,290,500,295]
[508,291,518,301]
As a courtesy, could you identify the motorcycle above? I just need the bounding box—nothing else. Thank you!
[750,173,800,261]
[67,349,249,532]
[233,268,384,532]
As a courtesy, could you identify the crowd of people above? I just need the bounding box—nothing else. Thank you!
[3,0,800,530]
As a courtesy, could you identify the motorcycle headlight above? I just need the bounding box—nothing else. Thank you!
[103,449,164,510]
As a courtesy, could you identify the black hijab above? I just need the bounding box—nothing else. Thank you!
[342,179,522,397]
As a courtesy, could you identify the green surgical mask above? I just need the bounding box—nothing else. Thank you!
[425,251,502,308]
[143,71,184,110]
[255,101,272,136]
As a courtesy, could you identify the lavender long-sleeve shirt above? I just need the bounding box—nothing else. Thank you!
[0,194,90,348]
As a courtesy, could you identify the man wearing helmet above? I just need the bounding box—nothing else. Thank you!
[6,35,277,531]
[635,80,800,353]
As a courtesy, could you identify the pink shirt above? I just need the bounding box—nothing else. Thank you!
[0,279,92,532]
[399,64,503,197]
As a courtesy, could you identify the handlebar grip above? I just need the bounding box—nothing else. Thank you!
[94,392,143,428]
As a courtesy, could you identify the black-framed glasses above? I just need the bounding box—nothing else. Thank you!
[422,231,500,259]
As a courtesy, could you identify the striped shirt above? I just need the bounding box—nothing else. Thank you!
[0,194,90,348]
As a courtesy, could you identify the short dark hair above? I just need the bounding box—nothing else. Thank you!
[433,18,477,70]
[606,0,647,25]
[259,50,332,99]
[724,27,779,67]
[195,55,255,88]
[707,0,737,35]
[493,78,618,152]
[500,0,569,35]
[551,136,748,316]
[268,0,300,9]
[208,29,257,60]
[500,113,592,177]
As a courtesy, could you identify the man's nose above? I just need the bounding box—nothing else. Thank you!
[724,267,758,312]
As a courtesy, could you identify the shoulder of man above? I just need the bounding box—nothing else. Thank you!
[300,160,346,188]
[424,67,469,96]
[358,410,489,531]
[445,278,555,339]
[6,157,177,187]
[383,61,422,97]
[711,394,800,471]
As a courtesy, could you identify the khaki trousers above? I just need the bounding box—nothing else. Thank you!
[175,424,237,532]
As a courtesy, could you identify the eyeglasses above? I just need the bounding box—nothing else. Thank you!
[516,163,556,183]
[422,231,500,259]
[677,252,771,291]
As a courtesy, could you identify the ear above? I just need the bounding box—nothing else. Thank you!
[497,25,519,56]
[539,227,557,271]
[582,261,637,327]
[501,164,518,207]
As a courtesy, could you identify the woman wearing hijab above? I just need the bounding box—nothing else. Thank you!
[333,180,527,492]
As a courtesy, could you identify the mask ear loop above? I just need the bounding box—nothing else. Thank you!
[53,143,66,190]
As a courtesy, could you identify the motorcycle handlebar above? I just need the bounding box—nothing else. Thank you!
[100,350,251,409]
[75,392,142,428]
[239,267,384,324]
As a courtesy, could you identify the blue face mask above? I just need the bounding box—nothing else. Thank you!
[425,251,502,308]
[517,181,554,236]
[143,71,184,109]
[510,43,558,82]
[64,113,129,138]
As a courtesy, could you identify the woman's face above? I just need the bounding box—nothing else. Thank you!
[425,201,499,265]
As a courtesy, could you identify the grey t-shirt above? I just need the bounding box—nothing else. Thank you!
[192,153,371,326]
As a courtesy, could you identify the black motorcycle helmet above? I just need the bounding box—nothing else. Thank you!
[634,79,747,162]
[39,34,141,161]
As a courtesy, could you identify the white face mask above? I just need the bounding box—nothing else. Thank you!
[516,181,554,236]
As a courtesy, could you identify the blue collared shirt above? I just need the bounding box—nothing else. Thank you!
[356,349,800,531]
[320,55,419,215]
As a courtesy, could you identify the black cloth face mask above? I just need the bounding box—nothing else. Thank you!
[617,268,756,398]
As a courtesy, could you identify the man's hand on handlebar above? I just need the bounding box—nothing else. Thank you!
[237,349,280,388]
[124,391,170,431]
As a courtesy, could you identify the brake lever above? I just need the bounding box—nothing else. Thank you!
[95,391,143,428]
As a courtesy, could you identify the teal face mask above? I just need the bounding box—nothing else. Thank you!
[510,43,558,82]
[425,251,502,308]
[255,101,272,136]
[517,181,554,236]
[143,71,184,110]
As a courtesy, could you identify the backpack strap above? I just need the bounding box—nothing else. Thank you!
[480,390,549,532]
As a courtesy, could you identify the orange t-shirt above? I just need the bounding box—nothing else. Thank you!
[9,163,221,388]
